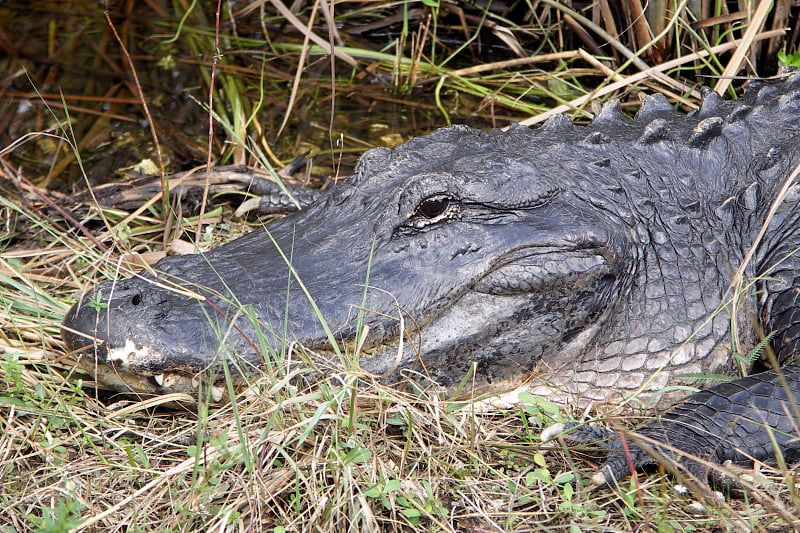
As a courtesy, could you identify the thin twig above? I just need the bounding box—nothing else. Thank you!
[449,51,579,77]
[276,0,321,139]
[102,2,168,225]
[196,0,223,245]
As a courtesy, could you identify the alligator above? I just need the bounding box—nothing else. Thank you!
[62,68,800,486]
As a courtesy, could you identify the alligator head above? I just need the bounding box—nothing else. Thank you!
[62,70,800,403]
[61,124,636,398]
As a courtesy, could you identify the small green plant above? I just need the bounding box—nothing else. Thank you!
[1,351,26,396]
[394,480,448,527]
[778,51,800,67]
[733,330,776,367]
[518,391,563,428]
[364,478,403,510]
[678,331,776,386]
[28,495,84,533]
[87,289,107,312]
[524,452,606,523]
[113,221,132,247]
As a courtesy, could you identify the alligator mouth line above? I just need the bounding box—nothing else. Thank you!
[475,245,610,293]
[81,332,355,398]
[489,244,607,269]
[149,372,225,401]
[337,247,612,357]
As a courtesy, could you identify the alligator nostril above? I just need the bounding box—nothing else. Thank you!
[131,294,142,306]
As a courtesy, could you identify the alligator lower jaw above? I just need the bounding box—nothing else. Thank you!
[85,363,228,402]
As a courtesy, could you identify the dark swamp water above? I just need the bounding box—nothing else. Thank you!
[0,1,555,199]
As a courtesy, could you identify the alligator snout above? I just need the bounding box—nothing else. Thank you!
[63,278,181,372]
[61,250,298,396]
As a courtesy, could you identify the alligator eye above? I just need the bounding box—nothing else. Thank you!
[403,194,460,231]
[416,196,451,219]
[131,294,142,306]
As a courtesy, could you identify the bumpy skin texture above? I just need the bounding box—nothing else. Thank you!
[63,69,800,480]
[559,365,800,488]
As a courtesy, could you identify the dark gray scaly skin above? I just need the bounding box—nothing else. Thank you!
[62,69,800,482]
[552,365,800,488]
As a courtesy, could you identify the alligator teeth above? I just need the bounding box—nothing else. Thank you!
[211,385,225,402]
[153,374,165,387]
[186,375,225,401]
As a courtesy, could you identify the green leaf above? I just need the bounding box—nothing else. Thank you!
[342,447,372,465]
[364,484,383,498]
[384,479,401,492]
[554,471,575,484]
